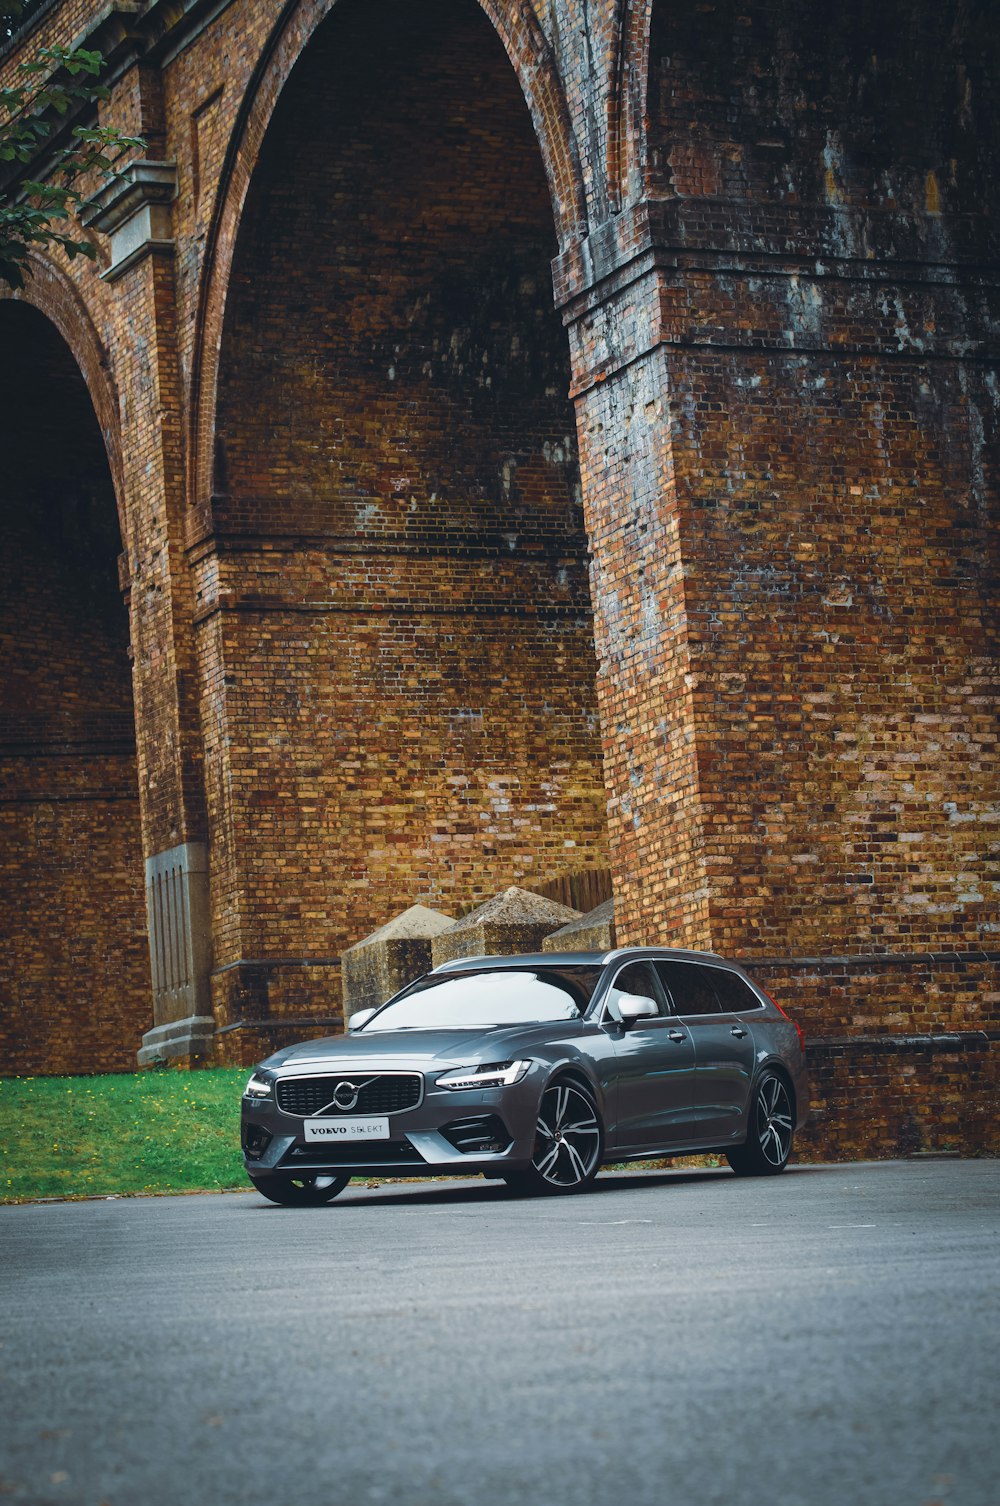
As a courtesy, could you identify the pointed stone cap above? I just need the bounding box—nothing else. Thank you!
[345,905,455,949]
[542,896,616,953]
[431,886,582,967]
[342,904,454,1021]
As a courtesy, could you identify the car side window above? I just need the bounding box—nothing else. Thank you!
[653,960,721,1016]
[708,967,763,1013]
[603,961,665,1022]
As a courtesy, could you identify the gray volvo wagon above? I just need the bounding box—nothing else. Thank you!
[241,947,808,1205]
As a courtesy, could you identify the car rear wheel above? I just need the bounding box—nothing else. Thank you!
[250,1172,351,1206]
[726,1071,794,1176]
[504,1080,603,1196]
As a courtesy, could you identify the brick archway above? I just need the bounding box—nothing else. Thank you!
[0,284,150,1074]
[2,255,125,534]
[188,0,586,511]
[192,0,609,1038]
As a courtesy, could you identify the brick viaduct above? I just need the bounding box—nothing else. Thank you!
[1,0,997,1156]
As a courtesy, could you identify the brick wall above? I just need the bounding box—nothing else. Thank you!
[561,0,999,1002]
[647,0,999,223]
[751,954,1000,1158]
[799,1033,1000,1161]
[0,0,996,1145]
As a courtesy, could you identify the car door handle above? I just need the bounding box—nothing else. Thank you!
[667,1029,686,1042]
[731,1026,748,1038]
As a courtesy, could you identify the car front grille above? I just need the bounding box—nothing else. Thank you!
[275,1072,422,1117]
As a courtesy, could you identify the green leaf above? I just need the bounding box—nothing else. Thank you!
[1,42,145,290]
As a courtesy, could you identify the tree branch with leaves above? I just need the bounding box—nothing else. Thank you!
[0,37,145,289]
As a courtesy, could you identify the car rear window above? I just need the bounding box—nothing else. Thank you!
[653,960,721,1015]
[708,967,763,1012]
[653,960,763,1015]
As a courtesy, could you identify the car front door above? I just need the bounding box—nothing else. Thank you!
[604,961,696,1151]
[654,961,756,1144]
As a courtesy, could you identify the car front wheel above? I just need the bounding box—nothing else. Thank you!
[726,1072,794,1176]
[505,1079,604,1196]
[249,1172,351,1206]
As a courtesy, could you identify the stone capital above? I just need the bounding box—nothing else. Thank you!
[83,159,177,282]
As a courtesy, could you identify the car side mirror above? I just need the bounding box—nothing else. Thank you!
[618,994,659,1026]
[348,1007,376,1031]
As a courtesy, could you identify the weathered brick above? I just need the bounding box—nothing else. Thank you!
[0,0,995,1153]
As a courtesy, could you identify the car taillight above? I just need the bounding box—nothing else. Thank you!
[761,988,805,1054]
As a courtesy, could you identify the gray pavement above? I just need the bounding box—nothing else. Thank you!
[1,1160,998,1506]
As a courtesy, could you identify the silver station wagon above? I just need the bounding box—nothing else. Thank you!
[241,948,809,1205]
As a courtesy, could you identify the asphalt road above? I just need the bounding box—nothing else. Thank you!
[1,1160,998,1506]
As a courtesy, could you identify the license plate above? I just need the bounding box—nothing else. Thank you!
[303,1117,390,1143]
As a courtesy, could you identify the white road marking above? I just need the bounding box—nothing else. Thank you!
[577,1218,655,1226]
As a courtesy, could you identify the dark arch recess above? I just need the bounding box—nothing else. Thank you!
[0,301,150,1075]
[188,0,586,511]
[204,0,609,1013]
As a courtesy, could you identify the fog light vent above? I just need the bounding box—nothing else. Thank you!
[442,1115,512,1154]
[242,1124,272,1160]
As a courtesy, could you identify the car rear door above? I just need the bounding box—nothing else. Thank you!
[604,960,697,1151]
[654,960,756,1144]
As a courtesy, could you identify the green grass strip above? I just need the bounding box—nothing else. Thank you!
[0,1070,250,1203]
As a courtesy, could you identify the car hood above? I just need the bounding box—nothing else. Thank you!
[260,1020,585,1072]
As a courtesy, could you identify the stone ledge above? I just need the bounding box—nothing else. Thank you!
[808,1031,1000,1056]
[747,950,1000,970]
[137,1013,214,1066]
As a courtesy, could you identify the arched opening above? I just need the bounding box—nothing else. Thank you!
[0,300,149,1073]
[208,0,608,1015]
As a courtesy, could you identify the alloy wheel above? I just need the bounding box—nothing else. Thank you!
[726,1070,795,1176]
[531,1081,603,1189]
[755,1075,793,1168]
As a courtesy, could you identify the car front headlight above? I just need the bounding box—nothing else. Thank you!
[436,1060,532,1090]
[243,1072,273,1099]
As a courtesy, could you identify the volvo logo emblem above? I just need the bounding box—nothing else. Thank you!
[332,1080,363,1111]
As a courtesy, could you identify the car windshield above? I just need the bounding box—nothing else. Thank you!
[360,966,603,1031]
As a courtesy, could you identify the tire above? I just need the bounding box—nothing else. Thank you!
[504,1079,604,1196]
[726,1071,794,1176]
[249,1172,351,1206]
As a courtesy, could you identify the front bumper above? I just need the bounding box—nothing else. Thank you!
[241,1068,543,1179]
